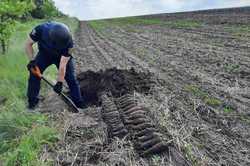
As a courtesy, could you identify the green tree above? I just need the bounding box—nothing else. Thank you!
[31,0,62,19]
[0,0,34,54]
[43,0,62,17]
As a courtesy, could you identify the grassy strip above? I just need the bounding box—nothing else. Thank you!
[0,17,79,165]
[89,17,202,31]
[0,21,40,110]
[0,111,59,166]
[224,24,250,37]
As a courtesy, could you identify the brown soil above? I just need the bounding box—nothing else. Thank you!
[77,68,154,105]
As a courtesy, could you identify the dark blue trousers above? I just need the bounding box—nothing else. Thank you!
[27,52,83,106]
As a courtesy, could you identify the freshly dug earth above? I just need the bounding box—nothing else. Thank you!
[77,67,155,105]
[40,7,250,166]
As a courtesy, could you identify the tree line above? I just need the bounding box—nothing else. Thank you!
[0,0,63,54]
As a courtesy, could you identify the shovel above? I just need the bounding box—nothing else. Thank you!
[31,66,79,113]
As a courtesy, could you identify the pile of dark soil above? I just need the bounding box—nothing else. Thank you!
[77,68,155,105]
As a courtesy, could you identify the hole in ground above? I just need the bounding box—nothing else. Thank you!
[77,67,155,106]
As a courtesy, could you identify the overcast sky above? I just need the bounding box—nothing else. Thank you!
[53,0,250,20]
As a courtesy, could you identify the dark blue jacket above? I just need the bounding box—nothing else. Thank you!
[30,22,73,58]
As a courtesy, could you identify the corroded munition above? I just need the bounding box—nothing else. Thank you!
[100,93,128,138]
[116,94,169,156]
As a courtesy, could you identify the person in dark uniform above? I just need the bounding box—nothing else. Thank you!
[25,21,85,109]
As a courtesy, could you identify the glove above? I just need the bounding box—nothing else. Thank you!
[27,60,36,71]
[53,82,63,94]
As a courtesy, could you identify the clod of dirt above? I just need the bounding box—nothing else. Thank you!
[77,68,155,105]
[196,105,217,118]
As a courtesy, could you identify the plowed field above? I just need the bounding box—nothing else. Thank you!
[40,7,250,166]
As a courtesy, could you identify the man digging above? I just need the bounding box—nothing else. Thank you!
[25,21,86,110]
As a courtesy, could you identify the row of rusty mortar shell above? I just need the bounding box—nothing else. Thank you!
[100,93,128,138]
[116,94,168,156]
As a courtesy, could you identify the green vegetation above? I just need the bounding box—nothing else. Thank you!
[204,98,222,107]
[224,63,240,73]
[89,20,110,31]
[223,106,234,113]
[225,24,250,37]
[185,85,208,99]
[240,116,250,125]
[0,0,34,53]
[0,0,63,54]
[6,126,58,166]
[0,112,58,166]
[109,17,164,26]
[31,0,63,19]
[183,143,198,166]
[89,17,202,32]
[185,85,222,107]
[0,21,40,108]
[0,1,78,165]
[0,16,79,165]
[0,19,54,166]
[185,85,236,113]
